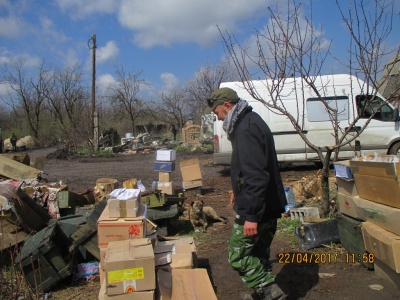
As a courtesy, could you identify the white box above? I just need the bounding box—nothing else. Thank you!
[156,149,176,161]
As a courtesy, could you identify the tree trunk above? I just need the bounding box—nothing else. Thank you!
[320,149,333,217]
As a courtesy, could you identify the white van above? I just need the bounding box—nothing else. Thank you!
[211,74,400,165]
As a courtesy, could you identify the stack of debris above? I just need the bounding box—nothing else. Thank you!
[97,188,217,299]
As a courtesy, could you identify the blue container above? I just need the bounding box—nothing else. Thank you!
[154,161,175,172]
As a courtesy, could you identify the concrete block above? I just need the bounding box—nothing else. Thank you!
[290,207,320,223]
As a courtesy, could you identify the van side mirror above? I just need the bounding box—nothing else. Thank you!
[394,108,399,122]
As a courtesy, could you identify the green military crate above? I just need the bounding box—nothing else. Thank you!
[16,223,74,292]
[336,212,374,270]
[58,190,87,209]
[147,204,179,221]
[141,192,166,208]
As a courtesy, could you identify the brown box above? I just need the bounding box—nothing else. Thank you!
[354,196,400,236]
[157,182,174,195]
[337,193,358,219]
[99,280,155,300]
[336,177,358,196]
[182,180,202,190]
[180,158,202,182]
[97,204,146,248]
[158,172,171,182]
[171,269,217,300]
[361,221,400,273]
[350,158,400,208]
[154,244,193,271]
[105,238,155,295]
[156,237,197,268]
[108,198,142,218]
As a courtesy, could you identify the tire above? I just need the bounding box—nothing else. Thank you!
[389,142,400,155]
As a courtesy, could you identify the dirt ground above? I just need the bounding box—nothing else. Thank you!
[24,147,400,299]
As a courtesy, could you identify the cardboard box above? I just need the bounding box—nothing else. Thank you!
[157,182,174,195]
[334,160,354,179]
[336,177,358,196]
[171,269,217,300]
[99,248,107,284]
[108,189,142,218]
[97,204,146,248]
[154,161,175,172]
[354,196,400,236]
[156,237,197,268]
[105,238,155,295]
[350,159,400,208]
[123,178,138,189]
[361,221,400,273]
[374,259,400,289]
[337,193,358,219]
[156,150,176,162]
[182,180,202,190]
[158,172,171,182]
[99,280,155,299]
[180,158,202,182]
[154,244,193,271]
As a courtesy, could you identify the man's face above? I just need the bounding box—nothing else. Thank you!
[213,103,230,121]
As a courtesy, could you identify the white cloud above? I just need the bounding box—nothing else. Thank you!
[55,0,119,19]
[160,72,178,92]
[97,41,120,64]
[118,0,269,48]
[97,73,116,92]
[0,15,24,38]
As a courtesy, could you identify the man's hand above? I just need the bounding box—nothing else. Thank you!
[230,193,235,205]
[243,221,258,236]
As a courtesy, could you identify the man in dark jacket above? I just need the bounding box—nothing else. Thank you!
[205,87,287,300]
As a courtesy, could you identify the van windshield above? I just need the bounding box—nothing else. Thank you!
[356,95,397,122]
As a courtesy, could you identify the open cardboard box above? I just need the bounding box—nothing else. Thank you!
[350,157,400,208]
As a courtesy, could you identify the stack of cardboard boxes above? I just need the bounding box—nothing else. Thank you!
[334,156,400,288]
[180,158,202,193]
[154,150,176,195]
[97,186,217,299]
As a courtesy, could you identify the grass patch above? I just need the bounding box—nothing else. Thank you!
[277,217,302,247]
[77,148,113,156]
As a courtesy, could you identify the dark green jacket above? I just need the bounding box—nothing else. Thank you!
[229,106,286,223]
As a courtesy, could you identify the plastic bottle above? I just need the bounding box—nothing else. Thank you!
[151,179,158,190]
[284,186,296,212]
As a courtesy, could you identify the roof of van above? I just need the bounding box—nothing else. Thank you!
[220,74,361,90]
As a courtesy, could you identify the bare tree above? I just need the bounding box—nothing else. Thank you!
[220,0,399,216]
[1,58,53,138]
[185,61,235,119]
[46,64,91,149]
[106,65,150,135]
[150,86,190,130]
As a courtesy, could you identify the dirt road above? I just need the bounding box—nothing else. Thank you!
[34,149,400,300]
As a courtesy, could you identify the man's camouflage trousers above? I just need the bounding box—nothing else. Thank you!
[228,218,278,289]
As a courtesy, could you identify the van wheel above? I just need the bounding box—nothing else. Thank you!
[389,142,400,155]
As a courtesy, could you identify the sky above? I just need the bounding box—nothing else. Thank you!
[0,0,399,99]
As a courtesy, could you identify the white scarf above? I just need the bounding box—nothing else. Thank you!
[223,99,249,139]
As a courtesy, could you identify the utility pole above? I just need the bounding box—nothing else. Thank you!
[89,34,99,151]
